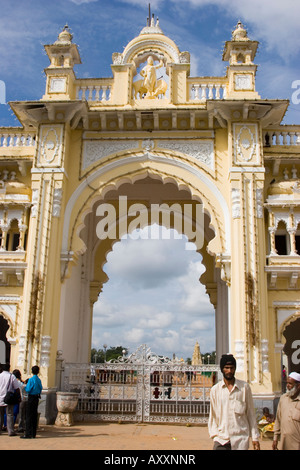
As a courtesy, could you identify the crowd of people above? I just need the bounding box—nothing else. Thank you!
[0,363,42,439]
[0,356,299,449]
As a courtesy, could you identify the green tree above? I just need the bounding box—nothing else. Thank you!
[90,346,128,363]
[202,351,216,364]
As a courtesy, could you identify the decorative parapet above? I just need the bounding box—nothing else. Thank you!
[0,129,36,159]
[263,126,300,147]
[0,129,36,148]
[188,77,228,101]
[75,76,228,105]
[75,78,113,103]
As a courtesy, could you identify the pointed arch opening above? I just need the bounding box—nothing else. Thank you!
[92,224,216,360]
[58,172,229,364]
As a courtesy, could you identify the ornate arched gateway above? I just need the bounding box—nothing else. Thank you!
[59,163,229,364]
[1,18,300,421]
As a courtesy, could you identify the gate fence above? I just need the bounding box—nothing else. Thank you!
[62,344,220,424]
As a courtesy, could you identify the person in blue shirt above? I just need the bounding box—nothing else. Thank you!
[20,365,43,439]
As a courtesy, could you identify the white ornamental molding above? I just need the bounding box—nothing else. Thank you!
[156,140,214,170]
[235,339,244,372]
[256,188,264,218]
[49,77,67,93]
[261,339,269,373]
[0,303,17,324]
[231,188,241,219]
[273,211,290,230]
[293,212,300,229]
[122,39,180,65]
[82,140,139,170]
[6,208,24,227]
[37,125,63,167]
[17,334,26,367]
[53,188,63,217]
[31,189,39,217]
[233,123,259,165]
[41,335,52,367]
[234,74,252,91]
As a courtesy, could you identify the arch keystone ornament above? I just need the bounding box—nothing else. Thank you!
[1,16,298,423]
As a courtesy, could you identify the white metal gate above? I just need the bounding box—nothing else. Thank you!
[62,345,219,424]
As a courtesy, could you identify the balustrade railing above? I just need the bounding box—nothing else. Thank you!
[0,130,36,148]
[263,127,300,147]
[188,78,228,101]
[76,77,229,104]
[76,79,113,103]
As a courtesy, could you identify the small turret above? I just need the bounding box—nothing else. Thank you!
[44,24,81,69]
[222,21,260,99]
[43,25,81,100]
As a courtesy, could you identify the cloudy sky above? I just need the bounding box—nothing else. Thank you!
[0,0,299,360]
[92,227,215,360]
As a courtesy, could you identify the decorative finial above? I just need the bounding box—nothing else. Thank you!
[140,7,163,35]
[55,23,73,45]
[232,20,248,41]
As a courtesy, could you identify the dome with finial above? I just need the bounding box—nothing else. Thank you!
[232,21,249,41]
[140,14,164,35]
[119,13,181,66]
[55,24,73,45]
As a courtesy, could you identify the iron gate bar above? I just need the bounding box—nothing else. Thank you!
[62,344,220,424]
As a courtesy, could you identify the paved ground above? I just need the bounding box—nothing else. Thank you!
[0,422,272,451]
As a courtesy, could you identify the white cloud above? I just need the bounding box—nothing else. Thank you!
[176,260,213,315]
[169,0,300,59]
[153,330,180,355]
[120,0,300,60]
[127,328,146,343]
[137,311,173,329]
[92,228,216,358]
[118,0,162,9]
[104,228,195,289]
[69,0,98,4]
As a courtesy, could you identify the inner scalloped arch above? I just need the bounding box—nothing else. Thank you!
[76,172,219,294]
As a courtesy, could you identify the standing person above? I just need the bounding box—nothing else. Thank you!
[272,371,300,450]
[12,369,26,433]
[208,354,260,450]
[0,363,19,436]
[20,365,43,439]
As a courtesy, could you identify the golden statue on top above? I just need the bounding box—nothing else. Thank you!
[133,55,168,99]
[140,56,164,98]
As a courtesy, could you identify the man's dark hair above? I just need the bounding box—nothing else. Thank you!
[32,365,40,375]
[13,369,21,380]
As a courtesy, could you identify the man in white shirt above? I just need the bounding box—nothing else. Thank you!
[272,371,300,450]
[0,363,19,436]
[208,354,260,450]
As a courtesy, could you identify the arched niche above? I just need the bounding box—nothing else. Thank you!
[0,314,11,364]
